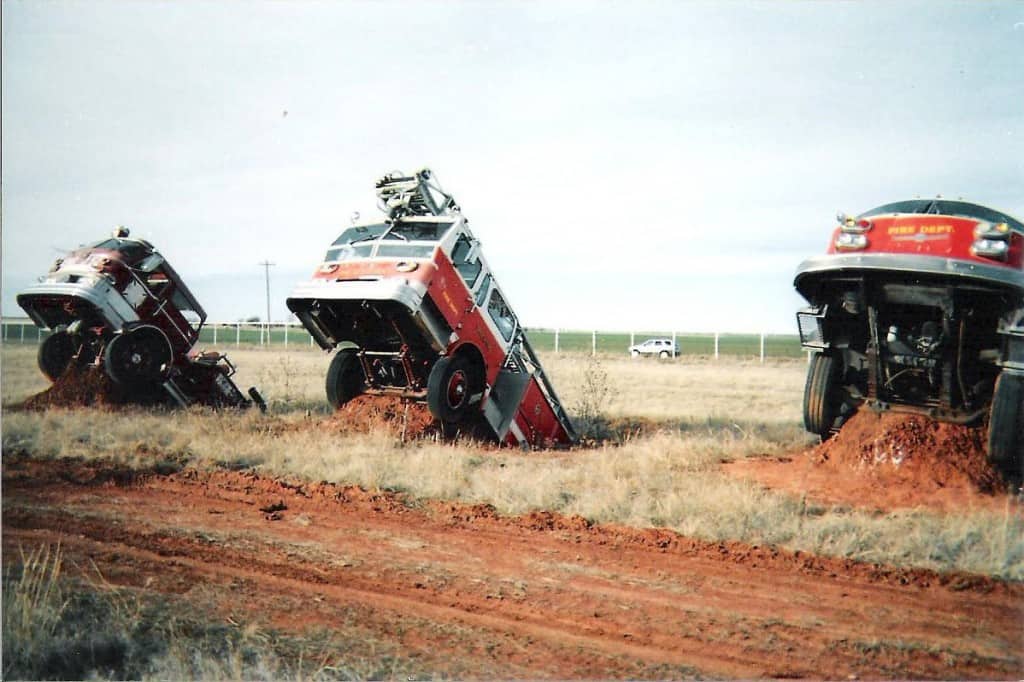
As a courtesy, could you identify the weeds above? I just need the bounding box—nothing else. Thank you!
[1,543,430,680]
[570,355,613,440]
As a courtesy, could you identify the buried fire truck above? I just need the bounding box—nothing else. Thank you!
[17,228,264,410]
[287,169,577,447]
[794,199,1024,478]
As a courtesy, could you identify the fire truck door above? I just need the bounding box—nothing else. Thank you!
[483,368,531,439]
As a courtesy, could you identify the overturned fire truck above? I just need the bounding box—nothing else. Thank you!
[287,168,577,447]
[17,228,264,410]
[794,199,1024,478]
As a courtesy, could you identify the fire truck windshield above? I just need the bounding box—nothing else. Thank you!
[88,238,152,263]
[325,221,448,262]
[860,200,1023,231]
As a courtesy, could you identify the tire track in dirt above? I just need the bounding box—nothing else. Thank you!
[3,456,1022,680]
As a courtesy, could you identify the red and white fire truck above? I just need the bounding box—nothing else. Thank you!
[17,228,264,410]
[287,169,577,447]
[794,199,1024,478]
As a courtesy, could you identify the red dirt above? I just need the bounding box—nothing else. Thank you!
[320,394,442,438]
[317,393,496,442]
[11,364,131,410]
[726,411,1015,513]
[3,455,1021,680]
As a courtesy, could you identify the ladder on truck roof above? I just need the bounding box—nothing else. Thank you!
[375,168,459,219]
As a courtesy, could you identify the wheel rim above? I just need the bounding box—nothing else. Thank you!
[446,369,469,410]
[106,327,171,385]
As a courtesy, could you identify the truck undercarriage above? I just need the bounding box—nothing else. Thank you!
[795,199,1024,482]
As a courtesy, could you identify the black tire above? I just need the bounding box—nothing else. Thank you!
[426,355,481,423]
[803,351,841,438]
[38,330,77,382]
[988,370,1023,482]
[104,325,173,387]
[659,350,670,359]
[325,348,365,409]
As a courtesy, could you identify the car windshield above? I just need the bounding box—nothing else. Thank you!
[859,200,1024,231]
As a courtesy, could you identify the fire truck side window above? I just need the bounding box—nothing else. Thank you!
[487,289,516,341]
[451,235,481,288]
[475,273,492,308]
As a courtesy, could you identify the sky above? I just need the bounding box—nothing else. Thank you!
[2,0,1022,333]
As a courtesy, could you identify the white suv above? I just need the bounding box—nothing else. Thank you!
[628,338,677,358]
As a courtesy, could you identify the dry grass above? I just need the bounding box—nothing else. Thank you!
[3,345,1022,579]
[0,541,429,680]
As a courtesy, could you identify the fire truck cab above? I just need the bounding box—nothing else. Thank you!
[17,228,263,410]
[287,169,577,447]
[794,199,1024,479]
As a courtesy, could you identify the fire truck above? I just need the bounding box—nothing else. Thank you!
[287,168,577,447]
[17,228,264,410]
[794,199,1024,478]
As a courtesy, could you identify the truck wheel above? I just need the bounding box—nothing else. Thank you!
[659,350,670,359]
[325,348,365,409]
[988,370,1023,482]
[803,352,840,438]
[38,330,77,382]
[631,350,640,358]
[104,325,173,387]
[427,355,480,423]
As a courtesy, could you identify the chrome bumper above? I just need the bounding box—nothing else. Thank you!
[794,253,1024,294]
[17,279,139,330]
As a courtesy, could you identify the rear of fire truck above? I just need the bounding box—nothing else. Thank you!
[17,228,263,410]
[794,199,1024,479]
[287,168,577,447]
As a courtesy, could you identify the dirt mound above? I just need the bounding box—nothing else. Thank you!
[318,394,497,443]
[12,364,133,411]
[320,394,442,439]
[726,411,1011,512]
[814,410,1003,492]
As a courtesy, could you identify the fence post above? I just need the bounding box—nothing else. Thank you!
[37,327,42,342]
[554,328,559,353]
[672,330,677,357]
[714,332,719,360]
[760,332,765,364]
[592,330,596,357]
[630,331,635,347]
[20,324,26,343]
[236,323,240,347]
[213,325,217,345]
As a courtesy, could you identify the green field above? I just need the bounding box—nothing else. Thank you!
[1,321,803,359]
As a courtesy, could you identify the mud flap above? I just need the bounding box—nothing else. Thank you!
[483,369,531,441]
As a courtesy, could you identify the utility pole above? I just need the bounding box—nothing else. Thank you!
[259,260,275,331]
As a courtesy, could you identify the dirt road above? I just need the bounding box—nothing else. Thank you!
[3,456,1021,679]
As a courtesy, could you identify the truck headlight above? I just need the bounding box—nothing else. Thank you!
[971,238,1009,260]
[835,232,869,251]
